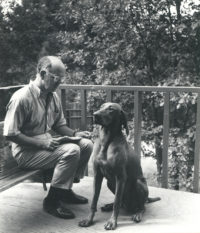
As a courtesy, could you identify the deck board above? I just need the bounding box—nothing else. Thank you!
[0,176,200,233]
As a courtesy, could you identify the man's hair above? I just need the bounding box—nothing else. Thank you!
[37,56,52,74]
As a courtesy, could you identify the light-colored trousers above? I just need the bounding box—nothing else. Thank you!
[14,137,93,190]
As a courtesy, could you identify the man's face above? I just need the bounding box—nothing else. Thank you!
[42,63,66,92]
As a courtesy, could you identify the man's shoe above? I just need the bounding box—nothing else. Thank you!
[60,189,88,204]
[43,197,75,219]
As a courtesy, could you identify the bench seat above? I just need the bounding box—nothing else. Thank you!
[0,143,47,193]
[0,167,44,192]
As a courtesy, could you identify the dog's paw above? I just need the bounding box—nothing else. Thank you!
[132,210,144,223]
[79,219,93,227]
[104,219,117,230]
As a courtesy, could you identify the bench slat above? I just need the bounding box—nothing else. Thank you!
[0,126,46,192]
[0,169,42,192]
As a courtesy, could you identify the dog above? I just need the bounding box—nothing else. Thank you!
[79,102,160,230]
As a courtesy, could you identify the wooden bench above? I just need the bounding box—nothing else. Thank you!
[0,122,48,192]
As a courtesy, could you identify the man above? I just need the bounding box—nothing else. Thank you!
[3,56,93,219]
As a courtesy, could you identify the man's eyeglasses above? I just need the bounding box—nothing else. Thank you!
[48,72,65,83]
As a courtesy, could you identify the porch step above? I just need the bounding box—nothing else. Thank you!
[0,176,199,233]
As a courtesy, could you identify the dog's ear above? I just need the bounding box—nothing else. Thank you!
[120,110,129,135]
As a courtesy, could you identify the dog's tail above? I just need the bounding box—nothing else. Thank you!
[147,197,161,203]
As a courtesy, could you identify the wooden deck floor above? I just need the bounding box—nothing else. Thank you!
[0,176,200,233]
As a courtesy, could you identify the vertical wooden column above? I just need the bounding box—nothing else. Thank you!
[0,122,5,174]
[106,89,112,102]
[162,92,170,189]
[134,91,142,159]
[193,93,200,193]
[81,89,87,130]
[80,89,88,175]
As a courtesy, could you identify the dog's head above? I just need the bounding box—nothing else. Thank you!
[94,102,129,135]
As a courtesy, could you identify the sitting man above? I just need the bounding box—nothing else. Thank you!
[3,56,93,219]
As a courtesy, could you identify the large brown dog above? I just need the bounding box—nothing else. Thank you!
[79,102,160,230]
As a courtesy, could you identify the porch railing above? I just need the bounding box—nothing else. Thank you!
[0,84,200,193]
[59,84,200,193]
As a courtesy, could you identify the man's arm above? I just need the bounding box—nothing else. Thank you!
[54,125,75,137]
[6,133,60,151]
[54,125,91,139]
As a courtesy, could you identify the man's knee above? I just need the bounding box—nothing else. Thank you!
[79,138,93,155]
[59,144,81,161]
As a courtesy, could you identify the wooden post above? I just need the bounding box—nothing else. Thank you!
[193,93,200,193]
[134,91,142,159]
[81,89,88,175]
[162,92,170,189]
[106,89,112,102]
[81,89,87,130]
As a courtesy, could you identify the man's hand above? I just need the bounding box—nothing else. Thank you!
[75,131,91,139]
[41,138,60,151]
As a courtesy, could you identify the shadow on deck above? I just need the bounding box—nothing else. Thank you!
[0,176,200,233]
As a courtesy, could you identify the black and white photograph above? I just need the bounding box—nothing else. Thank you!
[0,0,200,233]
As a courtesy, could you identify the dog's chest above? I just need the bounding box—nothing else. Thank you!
[98,157,114,180]
[100,166,113,180]
[96,147,117,180]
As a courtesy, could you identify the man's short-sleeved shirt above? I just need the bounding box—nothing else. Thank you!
[3,81,66,156]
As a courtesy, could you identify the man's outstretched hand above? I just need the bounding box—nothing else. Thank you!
[41,131,91,151]
[42,136,81,151]
[75,131,91,139]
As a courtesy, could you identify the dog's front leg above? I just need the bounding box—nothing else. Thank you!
[79,166,103,227]
[104,173,126,230]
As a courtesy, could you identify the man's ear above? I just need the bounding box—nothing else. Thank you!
[40,70,46,79]
[120,110,129,135]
